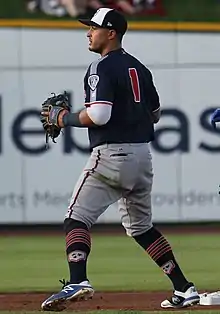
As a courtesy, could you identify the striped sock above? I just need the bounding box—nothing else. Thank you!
[134,227,188,291]
[66,227,91,284]
[146,235,172,262]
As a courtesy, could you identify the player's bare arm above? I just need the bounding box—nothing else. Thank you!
[40,101,91,128]
[41,102,112,129]
[58,108,95,128]
[61,104,112,128]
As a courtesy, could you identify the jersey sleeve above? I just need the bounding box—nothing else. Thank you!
[146,69,160,112]
[84,61,114,107]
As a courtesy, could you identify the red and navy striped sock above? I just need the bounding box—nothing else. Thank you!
[64,219,91,284]
[134,227,188,291]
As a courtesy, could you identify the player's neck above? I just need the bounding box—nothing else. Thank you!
[101,44,122,57]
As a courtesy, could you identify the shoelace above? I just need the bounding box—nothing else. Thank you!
[59,279,70,289]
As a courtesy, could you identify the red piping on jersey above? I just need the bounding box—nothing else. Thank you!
[85,101,113,108]
[68,150,101,218]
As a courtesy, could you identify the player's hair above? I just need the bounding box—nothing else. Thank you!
[117,33,123,43]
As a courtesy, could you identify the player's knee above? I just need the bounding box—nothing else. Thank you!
[123,223,153,238]
[64,218,88,234]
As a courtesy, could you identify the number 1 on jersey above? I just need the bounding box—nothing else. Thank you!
[129,68,141,102]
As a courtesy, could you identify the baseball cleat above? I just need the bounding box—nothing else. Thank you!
[161,283,200,309]
[41,279,94,312]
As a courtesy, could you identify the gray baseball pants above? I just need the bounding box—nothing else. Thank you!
[65,143,153,237]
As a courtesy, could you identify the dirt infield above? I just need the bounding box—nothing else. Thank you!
[0,292,220,312]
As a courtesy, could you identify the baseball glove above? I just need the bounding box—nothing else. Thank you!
[40,91,71,147]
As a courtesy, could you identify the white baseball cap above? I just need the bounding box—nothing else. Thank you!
[79,8,127,35]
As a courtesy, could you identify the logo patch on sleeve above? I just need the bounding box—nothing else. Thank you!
[88,74,99,91]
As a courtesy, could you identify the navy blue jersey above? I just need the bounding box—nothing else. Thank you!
[84,48,160,149]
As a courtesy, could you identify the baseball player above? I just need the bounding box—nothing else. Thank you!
[40,8,200,311]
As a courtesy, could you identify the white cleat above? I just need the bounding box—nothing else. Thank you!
[161,283,200,309]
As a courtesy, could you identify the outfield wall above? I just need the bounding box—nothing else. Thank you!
[0,28,220,224]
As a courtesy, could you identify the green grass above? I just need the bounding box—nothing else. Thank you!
[0,233,220,293]
[161,0,220,22]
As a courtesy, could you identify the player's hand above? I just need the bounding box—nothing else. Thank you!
[211,108,220,129]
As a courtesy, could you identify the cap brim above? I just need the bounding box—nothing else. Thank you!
[78,19,101,28]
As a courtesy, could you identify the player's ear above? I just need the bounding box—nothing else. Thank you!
[108,29,117,40]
